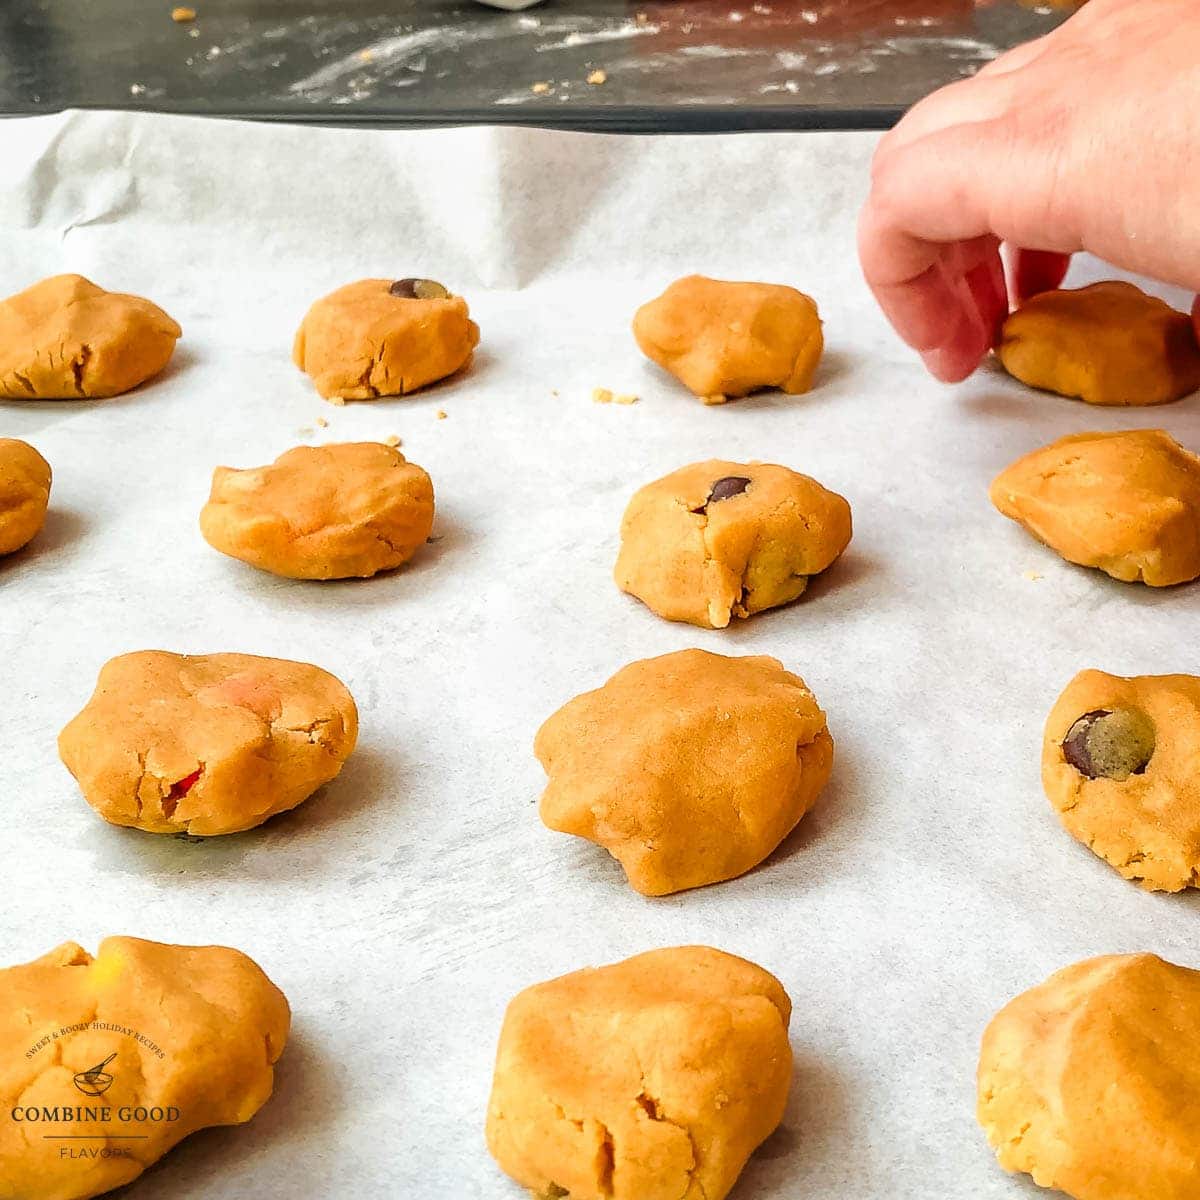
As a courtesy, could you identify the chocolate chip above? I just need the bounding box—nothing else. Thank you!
[1062,708,1155,781]
[389,278,449,300]
[692,475,751,514]
[707,475,752,504]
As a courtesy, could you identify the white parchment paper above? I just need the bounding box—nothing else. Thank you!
[2,112,1199,1200]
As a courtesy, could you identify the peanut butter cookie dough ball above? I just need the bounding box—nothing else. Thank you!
[1043,669,1200,891]
[0,274,180,399]
[616,460,851,628]
[997,281,1200,406]
[293,277,479,400]
[59,651,358,836]
[991,429,1200,586]
[978,953,1200,1200]
[487,946,792,1200]
[201,442,435,580]
[0,936,289,1200]
[0,438,51,555]
[633,275,824,404]
[536,649,833,895]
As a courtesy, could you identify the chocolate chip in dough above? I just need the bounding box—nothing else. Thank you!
[693,475,752,514]
[389,278,449,300]
[1062,708,1156,781]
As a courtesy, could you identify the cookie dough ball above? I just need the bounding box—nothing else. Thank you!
[59,650,358,836]
[991,429,1200,586]
[0,936,289,1200]
[615,459,851,628]
[1042,668,1200,891]
[978,953,1200,1200]
[0,438,51,555]
[293,277,479,400]
[536,649,833,895]
[200,442,435,580]
[487,945,792,1200]
[0,274,180,399]
[633,275,824,404]
[997,281,1200,406]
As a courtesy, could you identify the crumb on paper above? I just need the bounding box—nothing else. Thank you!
[702,393,728,406]
[358,49,374,62]
[130,83,146,96]
[314,416,329,429]
[436,409,447,420]
[531,81,552,95]
[614,393,639,406]
[326,395,347,408]
[384,434,402,448]
[586,69,608,85]
[551,389,560,397]
[592,387,614,404]
[298,426,314,439]
[171,5,196,21]
[1023,569,1043,582]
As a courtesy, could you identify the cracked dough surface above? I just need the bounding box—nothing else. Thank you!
[0,438,51,555]
[486,945,792,1200]
[997,281,1200,406]
[977,953,1200,1200]
[990,429,1200,586]
[0,936,289,1200]
[0,275,180,400]
[58,651,358,836]
[1043,669,1200,891]
[632,275,823,404]
[615,459,851,628]
[200,442,435,580]
[292,279,479,400]
[535,649,833,896]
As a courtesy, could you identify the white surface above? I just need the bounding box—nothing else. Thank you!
[2,111,1199,1200]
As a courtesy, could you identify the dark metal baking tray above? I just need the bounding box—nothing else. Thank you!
[1,0,1082,131]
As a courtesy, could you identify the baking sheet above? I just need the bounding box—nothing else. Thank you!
[2,111,1198,1200]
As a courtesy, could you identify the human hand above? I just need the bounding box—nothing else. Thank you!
[858,0,1200,381]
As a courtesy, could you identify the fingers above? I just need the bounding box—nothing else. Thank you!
[1009,248,1073,303]
[860,111,1084,380]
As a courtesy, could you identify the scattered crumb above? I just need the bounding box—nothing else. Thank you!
[592,387,614,404]
[314,416,329,429]
[384,434,402,448]
[531,81,551,95]
[358,48,374,62]
[1023,569,1043,582]
[701,393,728,406]
[129,83,146,96]
[635,11,649,24]
[206,44,221,59]
[297,426,314,438]
[436,409,447,420]
[171,5,196,21]
[614,393,639,406]
[551,389,560,397]
[188,26,199,37]
[326,395,347,407]
[586,69,608,86]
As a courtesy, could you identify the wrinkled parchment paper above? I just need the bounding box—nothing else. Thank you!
[2,111,1198,1199]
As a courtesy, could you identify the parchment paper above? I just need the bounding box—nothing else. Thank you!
[2,111,1198,1200]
